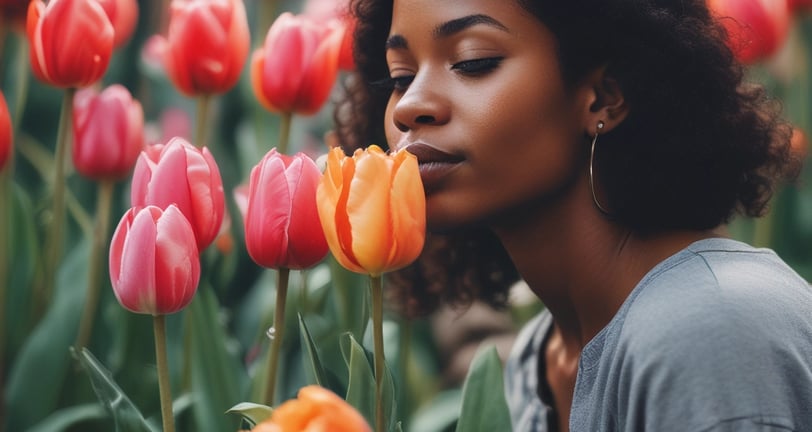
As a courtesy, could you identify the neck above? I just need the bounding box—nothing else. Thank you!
[491,178,716,352]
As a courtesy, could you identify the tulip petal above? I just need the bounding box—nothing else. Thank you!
[286,154,327,269]
[387,150,425,270]
[245,153,291,268]
[154,205,200,313]
[346,147,393,276]
[295,24,343,114]
[317,148,364,273]
[113,207,158,314]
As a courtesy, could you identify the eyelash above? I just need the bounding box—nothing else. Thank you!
[375,57,504,93]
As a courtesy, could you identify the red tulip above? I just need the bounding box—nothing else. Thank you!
[707,0,790,64]
[161,0,250,96]
[0,91,11,171]
[109,205,200,315]
[26,0,114,88]
[94,0,138,48]
[302,0,355,70]
[73,84,144,180]
[250,12,345,115]
[244,149,328,269]
[131,137,225,251]
[0,0,31,28]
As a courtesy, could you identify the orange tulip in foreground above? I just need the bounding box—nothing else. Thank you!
[161,0,250,96]
[252,386,371,432]
[0,91,11,171]
[707,0,790,64]
[317,145,425,277]
[251,12,346,115]
[27,0,114,88]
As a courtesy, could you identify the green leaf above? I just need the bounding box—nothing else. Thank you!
[298,313,328,386]
[454,346,512,432]
[407,390,461,432]
[5,240,89,430]
[27,403,107,432]
[188,286,248,432]
[226,402,273,426]
[342,334,398,432]
[72,347,157,432]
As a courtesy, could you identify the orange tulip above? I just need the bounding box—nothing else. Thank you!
[707,0,790,64]
[161,0,250,96]
[250,12,345,115]
[27,0,114,88]
[0,91,11,171]
[317,145,425,277]
[252,386,371,432]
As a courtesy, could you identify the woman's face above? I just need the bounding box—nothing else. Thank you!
[384,0,591,230]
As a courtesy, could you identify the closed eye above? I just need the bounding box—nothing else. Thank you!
[451,57,504,76]
[370,75,415,93]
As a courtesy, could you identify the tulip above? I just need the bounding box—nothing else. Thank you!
[72,84,144,180]
[0,91,11,171]
[27,0,114,88]
[707,0,790,64]
[251,12,345,115]
[245,149,328,269]
[302,0,354,70]
[252,386,371,432]
[109,205,200,315]
[131,137,225,251]
[94,0,138,48]
[317,145,426,277]
[161,0,250,96]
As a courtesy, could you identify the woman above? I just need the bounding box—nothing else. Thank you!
[337,0,812,430]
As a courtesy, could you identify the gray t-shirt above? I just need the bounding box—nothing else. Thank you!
[505,238,812,431]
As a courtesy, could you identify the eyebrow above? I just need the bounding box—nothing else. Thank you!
[385,14,508,50]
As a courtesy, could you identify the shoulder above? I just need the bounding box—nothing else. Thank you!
[608,238,812,430]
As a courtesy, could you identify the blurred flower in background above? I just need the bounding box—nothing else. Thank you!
[94,0,139,49]
[26,0,114,87]
[0,91,10,171]
[72,84,144,181]
[707,0,791,64]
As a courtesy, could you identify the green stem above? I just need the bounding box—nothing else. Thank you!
[299,270,308,312]
[153,314,175,432]
[263,267,290,406]
[277,112,292,155]
[194,94,211,148]
[371,274,385,432]
[12,32,29,135]
[42,88,76,307]
[75,180,115,348]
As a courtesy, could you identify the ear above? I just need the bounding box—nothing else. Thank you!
[579,66,629,135]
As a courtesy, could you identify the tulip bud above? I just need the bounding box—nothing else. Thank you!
[317,145,426,276]
[244,149,328,270]
[131,137,225,251]
[252,386,371,432]
[250,12,345,115]
[0,91,11,171]
[94,0,138,48]
[707,0,790,64]
[109,205,200,315]
[27,0,114,88]
[161,0,250,96]
[73,84,144,180]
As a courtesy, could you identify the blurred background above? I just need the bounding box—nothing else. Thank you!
[1,0,811,431]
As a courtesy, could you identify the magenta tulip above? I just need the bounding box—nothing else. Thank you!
[73,84,144,180]
[131,137,224,251]
[244,148,328,269]
[0,91,11,171]
[109,205,200,315]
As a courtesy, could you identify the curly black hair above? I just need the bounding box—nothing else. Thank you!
[334,0,799,316]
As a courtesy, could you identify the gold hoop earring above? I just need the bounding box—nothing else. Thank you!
[589,121,610,215]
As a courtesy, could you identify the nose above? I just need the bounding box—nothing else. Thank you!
[391,75,450,132]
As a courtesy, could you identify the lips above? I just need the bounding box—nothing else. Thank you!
[402,143,463,190]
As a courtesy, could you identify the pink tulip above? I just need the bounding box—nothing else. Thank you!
[131,137,225,251]
[302,0,354,70]
[109,205,200,315]
[250,12,345,115]
[161,0,250,96]
[73,84,144,180]
[244,148,328,269]
[0,91,11,171]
